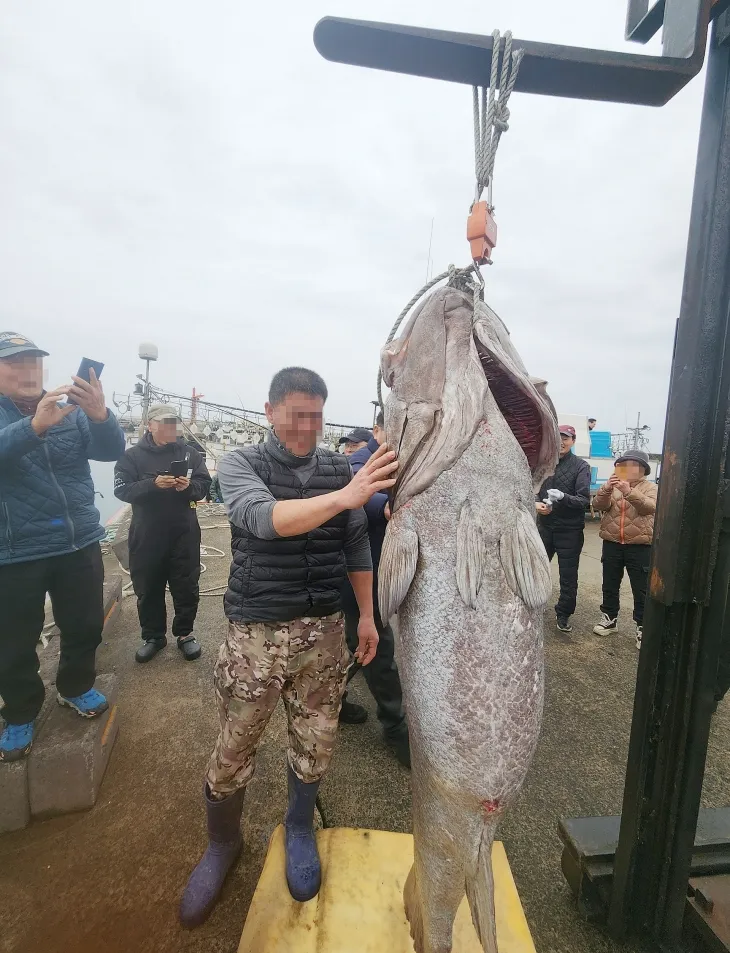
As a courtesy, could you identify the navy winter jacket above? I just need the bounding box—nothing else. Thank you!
[348,437,388,576]
[0,396,125,565]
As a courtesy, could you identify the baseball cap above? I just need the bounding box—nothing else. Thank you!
[559,425,576,437]
[0,331,48,360]
[147,403,182,423]
[615,449,651,475]
[338,427,373,446]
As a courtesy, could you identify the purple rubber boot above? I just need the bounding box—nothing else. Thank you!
[179,783,244,927]
[284,765,322,902]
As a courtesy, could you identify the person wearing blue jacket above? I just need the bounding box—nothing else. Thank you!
[0,332,125,762]
[338,414,410,767]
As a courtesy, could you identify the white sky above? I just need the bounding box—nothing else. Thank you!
[0,1,705,446]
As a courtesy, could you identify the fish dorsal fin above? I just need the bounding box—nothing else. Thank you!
[456,499,485,609]
[499,509,552,609]
[378,508,419,622]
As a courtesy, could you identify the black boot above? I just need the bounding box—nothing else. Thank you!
[338,698,368,724]
[284,765,321,902]
[387,728,411,769]
[135,636,167,663]
[179,784,244,928]
[177,635,202,661]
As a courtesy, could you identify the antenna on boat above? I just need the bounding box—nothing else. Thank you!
[138,342,158,434]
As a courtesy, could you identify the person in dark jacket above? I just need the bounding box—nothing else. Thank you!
[114,404,211,663]
[535,424,591,633]
[179,367,397,927]
[338,414,410,767]
[0,331,125,762]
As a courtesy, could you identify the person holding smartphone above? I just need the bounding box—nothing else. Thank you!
[0,332,125,762]
[535,424,592,634]
[592,450,657,648]
[113,404,212,663]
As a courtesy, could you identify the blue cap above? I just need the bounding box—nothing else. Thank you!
[0,331,48,360]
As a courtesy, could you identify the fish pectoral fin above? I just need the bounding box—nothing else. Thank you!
[456,499,485,608]
[499,508,552,609]
[378,510,419,622]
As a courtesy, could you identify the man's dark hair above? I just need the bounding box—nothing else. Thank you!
[268,367,328,406]
[376,410,384,428]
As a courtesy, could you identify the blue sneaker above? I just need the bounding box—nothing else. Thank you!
[57,688,109,719]
[0,722,34,762]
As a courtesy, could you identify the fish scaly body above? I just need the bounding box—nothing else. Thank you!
[379,283,559,953]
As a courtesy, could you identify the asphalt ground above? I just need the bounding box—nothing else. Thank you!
[1,515,728,953]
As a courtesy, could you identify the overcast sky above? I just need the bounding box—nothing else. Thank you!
[0,1,705,447]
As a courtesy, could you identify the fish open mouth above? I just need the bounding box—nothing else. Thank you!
[475,338,544,471]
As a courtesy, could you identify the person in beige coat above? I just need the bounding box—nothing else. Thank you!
[592,450,658,648]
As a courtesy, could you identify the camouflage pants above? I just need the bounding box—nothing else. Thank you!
[206,614,351,798]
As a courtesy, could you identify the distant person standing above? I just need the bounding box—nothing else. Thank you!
[592,450,657,649]
[0,332,125,762]
[535,424,591,633]
[338,427,373,456]
[113,405,212,663]
[339,411,410,767]
[588,418,597,431]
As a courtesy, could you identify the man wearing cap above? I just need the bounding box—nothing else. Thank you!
[535,424,592,633]
[338,427,373,456]
[592,449,657,648]
[113,405,212,663]
[0,331,125,762]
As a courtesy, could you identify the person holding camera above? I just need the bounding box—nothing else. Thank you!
[0,332,125,762]
[592,449,657,648]
[535,424,591,633]
[114,404,211,663]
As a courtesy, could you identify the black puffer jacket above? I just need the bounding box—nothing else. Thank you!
[536,453,591,529]
[113,434,211,524]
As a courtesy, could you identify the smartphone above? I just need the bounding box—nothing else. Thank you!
[169,460,188,478]
[67,358,104,405]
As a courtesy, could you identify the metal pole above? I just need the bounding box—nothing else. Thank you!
[141,359,151,430]
[608,22,730,946]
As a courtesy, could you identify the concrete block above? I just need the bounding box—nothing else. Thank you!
[28,674,120,819]
[0,759,29,833]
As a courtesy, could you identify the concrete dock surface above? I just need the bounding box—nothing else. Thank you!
[1,513,728,953]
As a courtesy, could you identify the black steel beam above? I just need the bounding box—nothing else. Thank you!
[313,15,708,107]
[608,24,730,948]
[626,0,668,44]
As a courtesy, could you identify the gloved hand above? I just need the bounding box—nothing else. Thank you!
[547,488,564,504]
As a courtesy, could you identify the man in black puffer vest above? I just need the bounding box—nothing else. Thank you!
[535,424,591,633]
[179,367,398,928]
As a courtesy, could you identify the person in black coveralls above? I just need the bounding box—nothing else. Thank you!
[114,404,211,663]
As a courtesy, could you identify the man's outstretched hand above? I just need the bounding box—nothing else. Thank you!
[338,443,398,510]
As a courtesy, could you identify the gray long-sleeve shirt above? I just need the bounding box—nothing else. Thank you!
[217,443,372,573]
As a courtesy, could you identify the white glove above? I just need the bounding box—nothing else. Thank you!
[547,488,564,503]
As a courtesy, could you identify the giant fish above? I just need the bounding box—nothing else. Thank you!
[379,282,559,953]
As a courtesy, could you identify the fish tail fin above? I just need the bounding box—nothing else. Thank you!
[378,508,419,622]
[464,820,499,953]
[403,864,426,953]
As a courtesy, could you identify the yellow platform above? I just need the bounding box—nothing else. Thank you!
[238,826,536,953]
